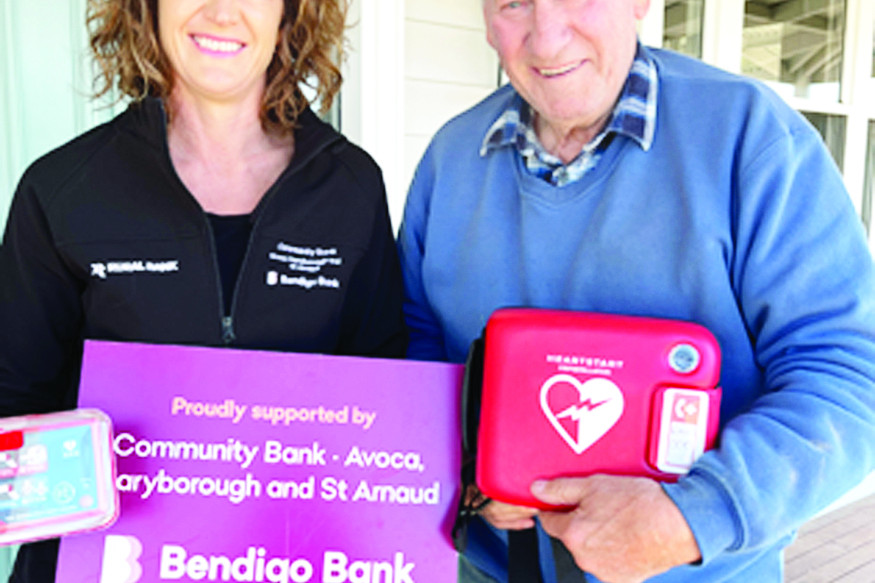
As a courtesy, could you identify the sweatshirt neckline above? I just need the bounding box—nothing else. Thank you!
[510,134,633,206]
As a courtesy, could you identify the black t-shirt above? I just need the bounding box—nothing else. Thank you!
[206,212,253,316]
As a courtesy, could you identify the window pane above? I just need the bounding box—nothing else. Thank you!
[663,0,704,59]
[743,0,845,102]
[802,112,845,168]
[864,121,875,236]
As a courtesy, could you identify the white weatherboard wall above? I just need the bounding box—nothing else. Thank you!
[342,0,499,230]
[403,0,499,215]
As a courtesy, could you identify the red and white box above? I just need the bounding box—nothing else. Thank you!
[475,309,722,509]
[0,409,118,544]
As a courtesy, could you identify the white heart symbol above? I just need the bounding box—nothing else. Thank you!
[540,374,625,454]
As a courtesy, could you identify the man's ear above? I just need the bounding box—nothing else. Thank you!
[483,3,498,51]
[634,0,652,20]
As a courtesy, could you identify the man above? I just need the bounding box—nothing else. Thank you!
[397,0,875,582]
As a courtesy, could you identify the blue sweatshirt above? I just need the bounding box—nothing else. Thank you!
[398,47,875,582]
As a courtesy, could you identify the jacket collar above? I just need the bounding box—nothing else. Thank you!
[119,97,345,170]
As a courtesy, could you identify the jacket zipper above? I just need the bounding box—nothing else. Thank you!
[202,217,236,345]
[223,222,257,346]
[158,100,344,347]
[221,316,235,344]
[213,139,345,346]
[155,99,240,347]
[212,186,278,346]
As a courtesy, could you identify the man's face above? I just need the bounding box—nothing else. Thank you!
[484,0,650,139]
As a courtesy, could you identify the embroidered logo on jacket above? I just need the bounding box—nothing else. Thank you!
[90,260,180,279]
[266,242,343,291]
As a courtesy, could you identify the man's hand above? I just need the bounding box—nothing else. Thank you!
[532,475,701,583]
[464,485,539,530]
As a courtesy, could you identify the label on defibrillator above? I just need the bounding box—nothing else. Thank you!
[654,388,710,474]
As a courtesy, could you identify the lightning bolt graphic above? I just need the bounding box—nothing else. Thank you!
[555,398,611,422]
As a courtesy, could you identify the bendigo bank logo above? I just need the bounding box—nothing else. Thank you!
[96,537,417,583]
[100,535,143,583]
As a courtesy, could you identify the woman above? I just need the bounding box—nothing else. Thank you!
[0,0,407,580]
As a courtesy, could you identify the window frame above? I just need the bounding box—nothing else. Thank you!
[642,1,874,230]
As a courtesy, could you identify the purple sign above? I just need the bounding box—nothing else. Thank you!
[57,341,463,583]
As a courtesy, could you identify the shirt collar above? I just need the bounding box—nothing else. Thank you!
[480,42,658,158]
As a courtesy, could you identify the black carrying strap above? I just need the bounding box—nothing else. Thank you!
[508,528,542,583]
[551,536,585,582]
[452,337,487,551]
[461,335,485,457]
[508,529,585,583]
[460,332,584,581]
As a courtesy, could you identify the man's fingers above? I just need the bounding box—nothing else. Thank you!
[479,499,539,531]
[537,510,575,544]
[530,477,590,506]
[484,515,537,530]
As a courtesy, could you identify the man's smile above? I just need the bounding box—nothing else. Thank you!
[535,60,584,78]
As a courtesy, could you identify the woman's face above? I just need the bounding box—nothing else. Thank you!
[158,0,285,105]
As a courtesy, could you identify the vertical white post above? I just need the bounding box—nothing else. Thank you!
[702,0,744,74]
[0,0,23,228]
[841,0,873,217]
[341,0,406,230]
[639,0,665,48]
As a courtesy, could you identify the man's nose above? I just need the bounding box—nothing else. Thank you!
[528,1,571,60]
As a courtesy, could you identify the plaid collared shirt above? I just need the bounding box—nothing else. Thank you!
[480,44,658,187]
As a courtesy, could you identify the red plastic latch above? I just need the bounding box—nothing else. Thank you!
[0,431,24,451]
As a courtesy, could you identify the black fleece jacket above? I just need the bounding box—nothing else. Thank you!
[0,98,407,581]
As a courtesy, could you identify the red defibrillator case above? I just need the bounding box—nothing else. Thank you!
[474,309,722,509]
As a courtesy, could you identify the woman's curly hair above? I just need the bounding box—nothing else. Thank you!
[87,0,346,135]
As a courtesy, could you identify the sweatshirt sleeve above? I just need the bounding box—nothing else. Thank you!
[397,145,451,363]
[0,168,85,415]
[663,121,875,564]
